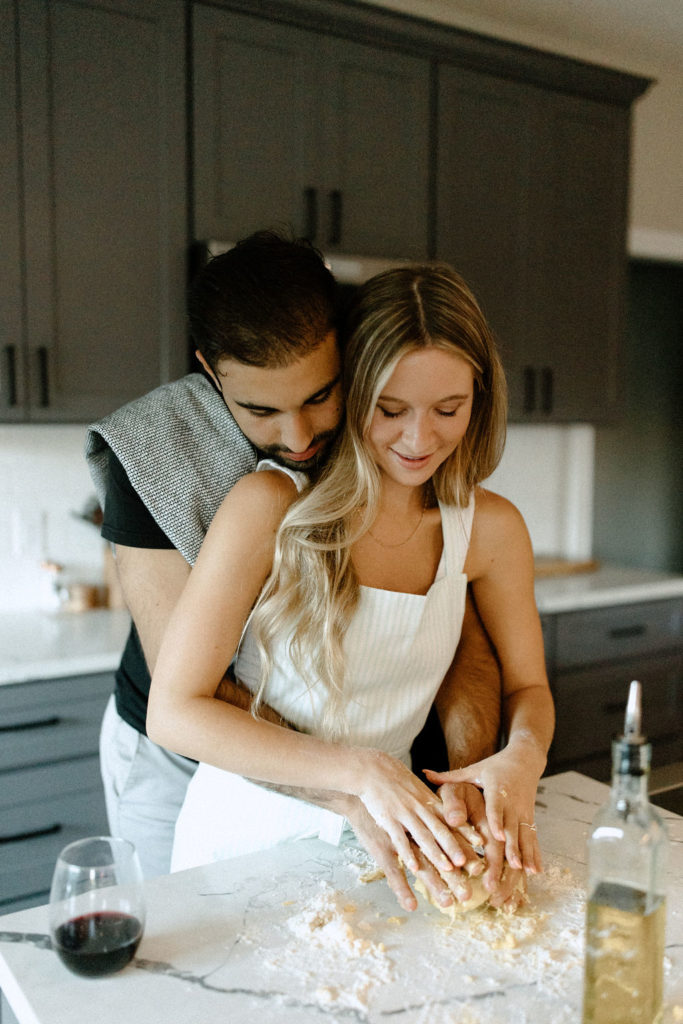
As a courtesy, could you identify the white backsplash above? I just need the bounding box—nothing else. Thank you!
[0,422,595,612]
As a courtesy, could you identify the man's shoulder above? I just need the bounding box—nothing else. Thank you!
[97,373,222,428]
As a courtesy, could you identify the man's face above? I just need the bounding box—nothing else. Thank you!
[200,331,343,472]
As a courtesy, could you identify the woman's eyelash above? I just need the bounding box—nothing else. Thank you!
[378,406,460,418]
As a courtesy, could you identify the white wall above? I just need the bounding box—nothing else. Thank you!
[0,422,595,612]
[0,426,104,612]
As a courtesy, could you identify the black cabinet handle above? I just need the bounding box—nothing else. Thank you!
[37,346,50,407]
[3,344,18,406]
[602,700,627,716]
[328,189,342,246]
[303,187,318,241]
[0,823,63,846]
[0,714,62,733]
[523,366,536,413]
[540,367,554,414]
[608,625,647,640]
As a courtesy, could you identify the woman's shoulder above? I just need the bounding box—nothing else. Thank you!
[472,486,528,535]
[211,467,300,537]
[231,466,300,506]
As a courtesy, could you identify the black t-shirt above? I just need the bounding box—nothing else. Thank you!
[102,449,174,735]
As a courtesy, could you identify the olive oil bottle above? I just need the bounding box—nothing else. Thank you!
[582,681,669,1024]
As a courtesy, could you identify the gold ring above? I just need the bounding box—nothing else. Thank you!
[520,822,537,831]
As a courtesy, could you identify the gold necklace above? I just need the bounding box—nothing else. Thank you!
[367,493,427,549]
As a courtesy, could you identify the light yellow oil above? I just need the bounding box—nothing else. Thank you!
[582,881,665,1024]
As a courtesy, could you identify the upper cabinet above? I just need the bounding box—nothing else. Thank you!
[436,66,631,422]
[192,6,430,259]
[1,0,187,423]
[2,0,650,425]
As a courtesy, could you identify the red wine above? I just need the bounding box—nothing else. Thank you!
[53,911,142,977]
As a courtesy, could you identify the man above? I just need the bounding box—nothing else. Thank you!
[86,231,508,910]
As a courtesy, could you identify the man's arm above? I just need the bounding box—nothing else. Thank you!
[430,589,529,909]
[434,587,502,770]
[114,544,289,725]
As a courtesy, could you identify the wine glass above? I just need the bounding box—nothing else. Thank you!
[49,836,145,978]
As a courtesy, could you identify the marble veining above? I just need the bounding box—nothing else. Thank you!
[1,773,682,1024]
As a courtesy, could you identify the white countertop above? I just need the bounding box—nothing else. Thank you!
[534,564,683,614]
[1,565,682,686]
[0,772,681,1024]
[0,609,131,686]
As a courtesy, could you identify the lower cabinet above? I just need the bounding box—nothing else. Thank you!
[0,672,113,915]
[544,598,683,781]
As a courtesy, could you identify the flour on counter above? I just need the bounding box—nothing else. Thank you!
[254,849,587,1022]
[263,881,394,1014]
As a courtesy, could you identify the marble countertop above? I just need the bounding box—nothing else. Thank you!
[534,564,683,615]
[0,772,682,1024]
[0,609,131,686]
[1,565,682,687]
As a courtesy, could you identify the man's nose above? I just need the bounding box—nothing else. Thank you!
[281,411,314,453]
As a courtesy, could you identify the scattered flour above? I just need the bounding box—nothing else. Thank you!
[264,881,394,1013]
[259,852,591,1021]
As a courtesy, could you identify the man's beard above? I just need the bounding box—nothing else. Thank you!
[256,427,339,475]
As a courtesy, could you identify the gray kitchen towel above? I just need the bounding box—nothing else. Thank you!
[85,374,257,565]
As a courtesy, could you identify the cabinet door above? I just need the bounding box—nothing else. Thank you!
[436,66,629,423]
[192,7,430,259]
[13,0,187,423]
[192,8,323,244]
[323,35,429,259]
[531,93,628,422]
[0,0,26,420]
[435,67,537,416]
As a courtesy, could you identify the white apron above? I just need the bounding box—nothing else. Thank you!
[171,478,475,872]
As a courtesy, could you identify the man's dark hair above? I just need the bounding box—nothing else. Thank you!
[188,230,337,370]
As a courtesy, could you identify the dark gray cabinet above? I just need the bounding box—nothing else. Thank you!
[0,0,187,423]
[192,5,430,259]
[436,66,630,423]
[544,598,683,780]
[3,0,650,425]
[0,672,113,915]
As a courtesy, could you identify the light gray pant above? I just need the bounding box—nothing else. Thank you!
[99,695,196,878]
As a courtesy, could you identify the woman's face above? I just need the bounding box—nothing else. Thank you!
[366,346,474,488]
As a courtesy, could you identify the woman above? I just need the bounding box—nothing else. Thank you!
[148,263,554,910]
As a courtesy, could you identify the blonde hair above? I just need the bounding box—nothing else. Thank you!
[246,263,507,736]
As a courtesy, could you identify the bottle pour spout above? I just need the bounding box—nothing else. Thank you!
[623,680,643,742]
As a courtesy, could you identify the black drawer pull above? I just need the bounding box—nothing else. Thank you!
[3,344,18,406]
[0,823,63,845]
[37,345,50,406]
[523,366,535,413]
[540,366,554,414]
[303,186,317,241]
[328,189,342,246]
[608,625,647,640]
[0,714,62,733]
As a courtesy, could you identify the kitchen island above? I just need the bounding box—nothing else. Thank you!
[1,772,682,1024]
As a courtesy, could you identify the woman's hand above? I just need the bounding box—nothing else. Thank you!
[423,743,544,876]
[352,749,482,880]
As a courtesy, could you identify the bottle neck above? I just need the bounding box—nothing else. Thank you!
[610,736,651,811]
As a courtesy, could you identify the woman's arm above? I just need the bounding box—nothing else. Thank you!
[425,489,555,876]
[147,471,470,898]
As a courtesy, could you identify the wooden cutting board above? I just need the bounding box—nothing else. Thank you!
[534,557,600,578]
